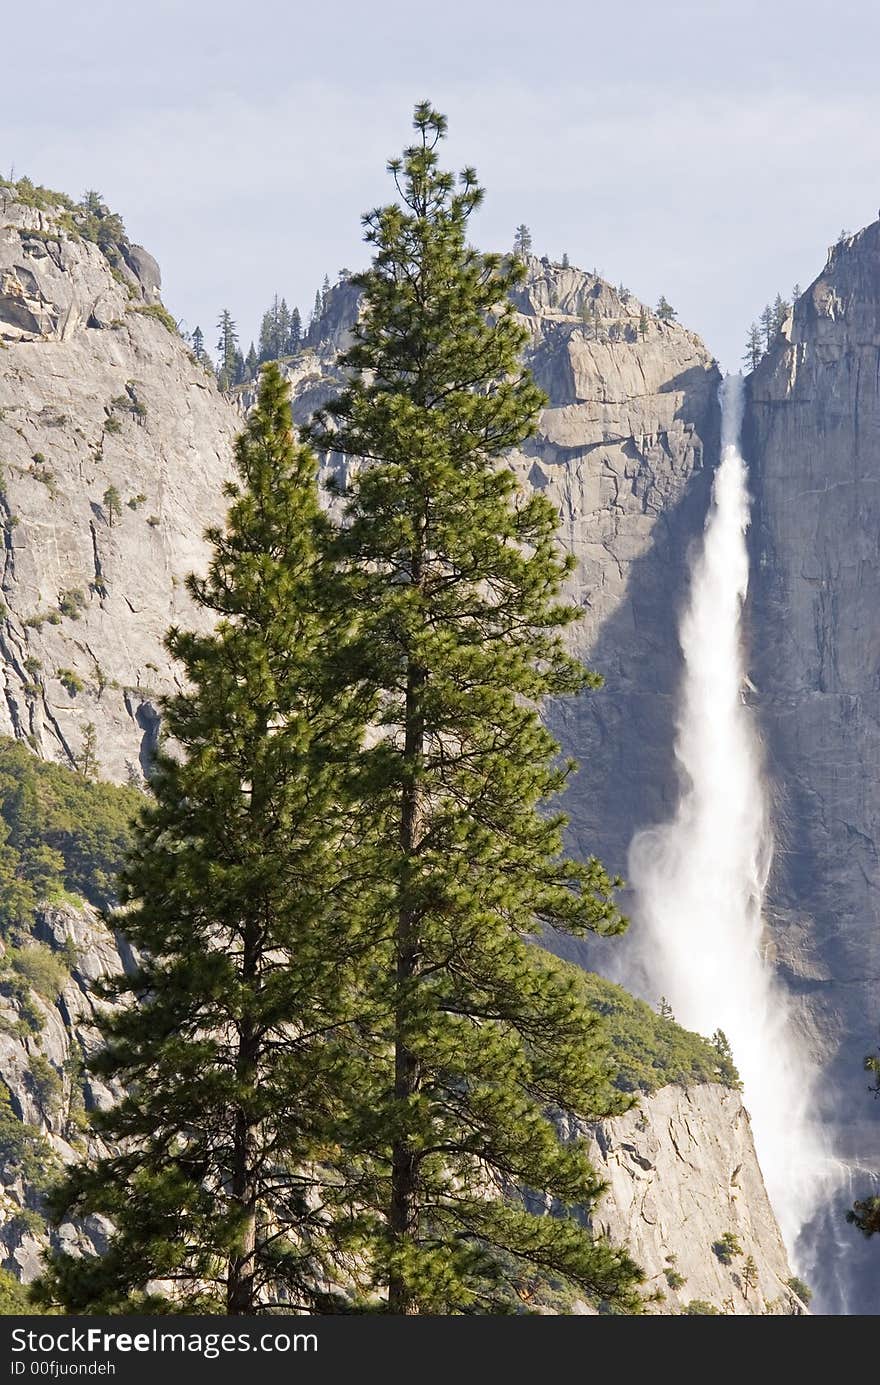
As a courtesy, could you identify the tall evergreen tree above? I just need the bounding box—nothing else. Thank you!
[743,322,763,371]
[308,102,642,1316]
[36,365,372,1315]
[655,295,676,323]
[257,305,276,363]
[288,306,302,354]
[513,223,532,257]
[191,325,209,366]
[771,292,790,334]
[278,298,292,356]
[216,309,240,389]
[244,341,258,380]
[759,302,774,352]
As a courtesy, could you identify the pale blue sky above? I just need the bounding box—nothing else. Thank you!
[5,0,879,369]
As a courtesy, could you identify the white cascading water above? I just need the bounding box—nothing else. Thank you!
[627,374,828,1258]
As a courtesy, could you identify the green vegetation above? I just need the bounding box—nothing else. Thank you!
[38,364,371,1315]
[103,416,122,436]
[0,177,76,214]
[36,91,651,1313]
[24,610,60,630]
[58,588,86,620]
[111,393,147,421]
[127,302,178,336]
[741,1253,759,1298]
[681,1299,720,1315]
[9,944,68,1001]
[575,969,740,1092]
[303,101,641,1316]
[787,1275,813,1304]
[743,291,797,371]
[0,181,127,270]
[0,1267,36,1314]
[712,1231,744,1264]
[0,1084,55,1189]
[655,295,677,324]
[0,735,139,933]
[513,223,532,256]
[216,308,243,388]
[56,668,84,696]
[28,1053,63,1115]
[102,486,121,527]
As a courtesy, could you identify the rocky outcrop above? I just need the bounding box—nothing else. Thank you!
[745,222,880,1312]
[581,1084,804,1314]
[0,189,239,785]
[0,902,121,1281]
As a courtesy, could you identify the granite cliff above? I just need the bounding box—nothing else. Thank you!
[745,222,880,1311]
[0,185,239,785]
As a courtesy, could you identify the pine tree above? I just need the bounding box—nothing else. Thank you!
[307,101,642,1316]
[257,305,276,363]
[771,293,790,334]
[77,722,98,781]
[102,486,121,527]
[288,306,302,354]
[743,322,763,371]
[513,223,532,257]
[244,342,258,380]
[191,325,209,366]
[655,295,676,323]
[638,305,648,340]
[741,1254,758,1298]
[278,299,292,356]
[759,303,774,352]
[311,289,322,329]
[36,365,372,1315]
[216,309,240,389]
[561,251,570,268]
[321,275,331,312]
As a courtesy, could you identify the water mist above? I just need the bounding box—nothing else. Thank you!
[627,374,828,1258]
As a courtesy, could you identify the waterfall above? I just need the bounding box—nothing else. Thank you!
[627,374,828,1260]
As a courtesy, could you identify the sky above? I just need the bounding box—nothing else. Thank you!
[4,0,880,370]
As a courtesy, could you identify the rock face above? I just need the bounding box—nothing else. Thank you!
[582,1084,804,1314]
[0,902,121,1282]
[0,188,239,786]
[745,223,880,1311]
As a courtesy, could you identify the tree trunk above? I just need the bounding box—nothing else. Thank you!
[227,915,260,1313]
[388,649,426,1315]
